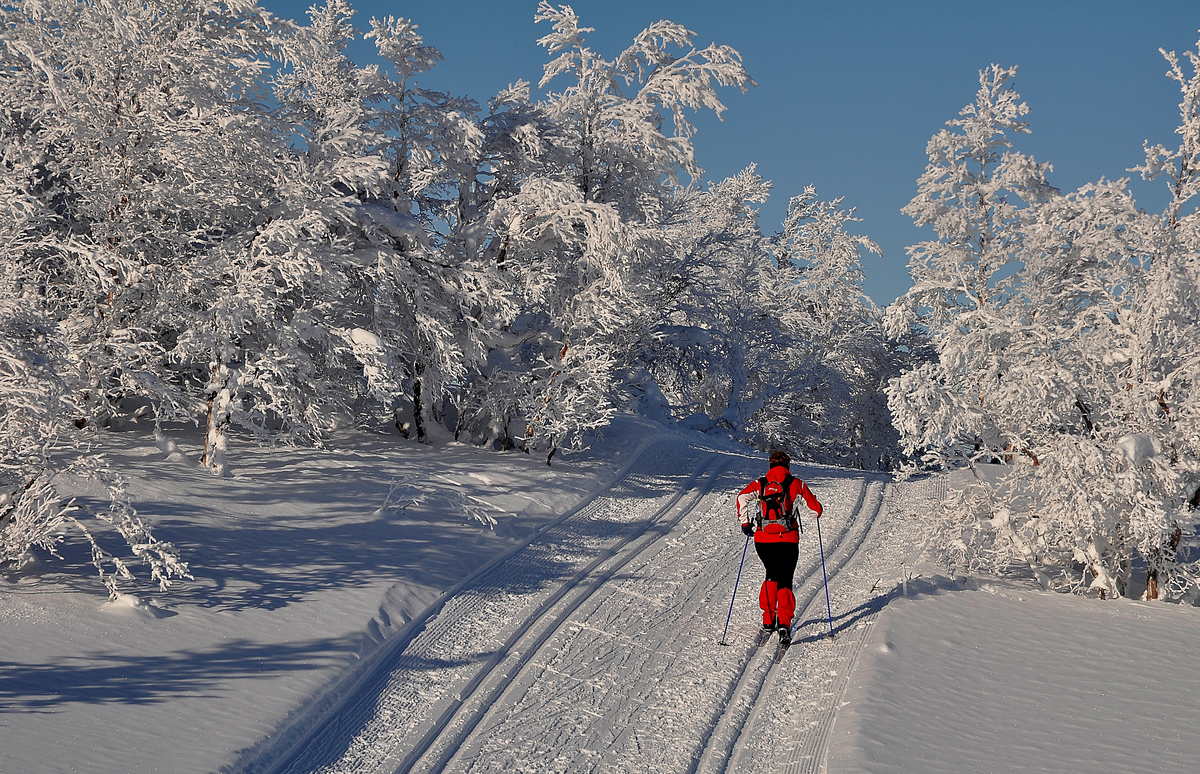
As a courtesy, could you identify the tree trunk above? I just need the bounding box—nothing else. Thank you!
[412,377,426,443]
[1145,524,1183,600]
[202,364,231,476]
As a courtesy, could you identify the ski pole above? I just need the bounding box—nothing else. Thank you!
[719,532,752,646]
[816,513,835,639]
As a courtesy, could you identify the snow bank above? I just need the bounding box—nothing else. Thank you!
[829,582,1200,773]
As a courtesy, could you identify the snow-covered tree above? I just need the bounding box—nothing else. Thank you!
[628,167,898,470]
[771,187,896,469]
[0,280,69,566]
[456,4,753,463]
[356,12,517,442]
[172,0,393,469]
[629,166,774,426]
[893,59,1200,600]
[886,64,1056,469]
[532,1,753,221]
[1125,36,1200,598]
[0,269,190,597]
[0,0,289,438]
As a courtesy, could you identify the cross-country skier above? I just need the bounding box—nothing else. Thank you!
[736,449,822,646]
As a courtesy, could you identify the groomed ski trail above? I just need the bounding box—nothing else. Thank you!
[727,475,945,774]
[409,457,875,774]
[235,438,942,774]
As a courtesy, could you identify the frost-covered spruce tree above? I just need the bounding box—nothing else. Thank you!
[459,3,753,462]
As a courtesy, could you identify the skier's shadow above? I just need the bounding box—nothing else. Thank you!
[792,577,963,644]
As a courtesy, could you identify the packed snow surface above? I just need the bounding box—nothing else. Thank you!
[2,417,1200,773]
[829,581,1200,774]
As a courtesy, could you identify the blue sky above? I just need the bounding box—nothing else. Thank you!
[262,0,1200,304]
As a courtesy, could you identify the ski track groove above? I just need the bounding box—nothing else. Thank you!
[245,437,944,774]
[700,476,884,774]
[440,463,755,773]
[405,454,736,774]
[228,429,677,774]
[440,482,742,772]
[262,439,720,774]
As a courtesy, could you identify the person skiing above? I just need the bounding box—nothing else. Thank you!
[736,449,822,645]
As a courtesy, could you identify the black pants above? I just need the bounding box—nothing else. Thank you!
[755,541,799,589]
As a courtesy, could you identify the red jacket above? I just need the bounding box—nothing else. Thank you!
[736,465,822,544]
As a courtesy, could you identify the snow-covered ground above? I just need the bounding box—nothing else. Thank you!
[3,417,1200,773]
[828,577,1200,774]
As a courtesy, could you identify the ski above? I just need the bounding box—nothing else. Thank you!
[754,626,774,648]
[773,627,792,662]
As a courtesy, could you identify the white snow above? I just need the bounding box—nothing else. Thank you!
[3,418,1200,773]
[1114,432,1164,466]
[348,327,382,351]
[829,577,1200,773]
[352,204,427,245]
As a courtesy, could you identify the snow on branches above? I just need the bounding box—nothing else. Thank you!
[892,58,1200,601]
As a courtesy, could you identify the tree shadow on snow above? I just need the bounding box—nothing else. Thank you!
[41,435,701,614]
[0,636,361,712]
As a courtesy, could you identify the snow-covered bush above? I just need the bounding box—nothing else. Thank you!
[0,274,190,597]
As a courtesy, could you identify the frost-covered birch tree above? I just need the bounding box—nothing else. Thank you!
[356,13,517,443]
[891,59,1200,600]
[0,0,288,438]
[0,269,190,597]
[630,166,775,427]
[630,168,896,470]
[886,64,1055,470]
[772,187,895,469]
[457,3,753,463]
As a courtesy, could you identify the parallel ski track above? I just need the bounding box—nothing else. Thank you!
[258,438,726,774]
[736,475,946,774]
[398,452,735,773]
[435,455,766,773]
[784,476,946,774]
[693,476,887,774]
